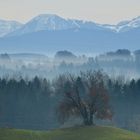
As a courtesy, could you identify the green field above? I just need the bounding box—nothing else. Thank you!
[0,126,140,140]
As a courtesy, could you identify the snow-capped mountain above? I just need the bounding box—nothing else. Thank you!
[8,14,80,36]
[1,14,140,37]
[7,14,106,36]
[0,20,23,37]
[103,16,140,32]
[0,14,140,54]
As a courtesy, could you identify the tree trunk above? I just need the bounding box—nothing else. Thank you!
[83,114,94,126]
[89,112,94,125]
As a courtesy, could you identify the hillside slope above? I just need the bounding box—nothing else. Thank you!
[0,126,140,140]
[0,28,140,54]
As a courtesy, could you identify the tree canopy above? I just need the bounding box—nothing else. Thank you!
[56,71,112,125]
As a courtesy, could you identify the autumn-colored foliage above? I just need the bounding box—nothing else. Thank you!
[56,71,112,125]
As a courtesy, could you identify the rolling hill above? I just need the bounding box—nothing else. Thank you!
[0,28,140,54]
[0,126,140,140]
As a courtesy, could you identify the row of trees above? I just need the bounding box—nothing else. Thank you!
[0,71,140,130]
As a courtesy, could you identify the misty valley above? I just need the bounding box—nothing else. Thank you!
[0,49,140,79]
[0,49,140,134]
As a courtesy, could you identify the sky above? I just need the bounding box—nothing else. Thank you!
[0,0,140,24]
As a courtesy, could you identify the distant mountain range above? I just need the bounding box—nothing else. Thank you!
[0,20,22,37]
[4,14,107,37]
[0,14,140,54]
[103,16,140,32]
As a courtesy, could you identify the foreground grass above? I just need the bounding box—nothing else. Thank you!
[0,126,140,140]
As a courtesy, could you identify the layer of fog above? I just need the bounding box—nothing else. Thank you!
[0,49,140,80]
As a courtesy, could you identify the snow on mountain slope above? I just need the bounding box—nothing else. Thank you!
[1,14,140,37]
[102,16,140,32]
[7,14,106,36]
[0,20,23,37]
[0,15,140,53]
[117,16,140,32]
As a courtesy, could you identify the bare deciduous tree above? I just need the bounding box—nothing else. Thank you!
[56,71,112,126]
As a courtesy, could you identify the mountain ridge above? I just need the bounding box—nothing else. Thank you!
[0,20,23,37]
[0,14,140,54]
[1,14,140,37]
[103,16,140,32]
[6,14,105,37]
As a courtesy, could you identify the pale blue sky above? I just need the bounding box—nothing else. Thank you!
[0,0,140,24]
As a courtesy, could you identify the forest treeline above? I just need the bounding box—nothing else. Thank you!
[0,71,140,132]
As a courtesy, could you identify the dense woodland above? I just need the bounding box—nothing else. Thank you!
[0,71,140,132]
